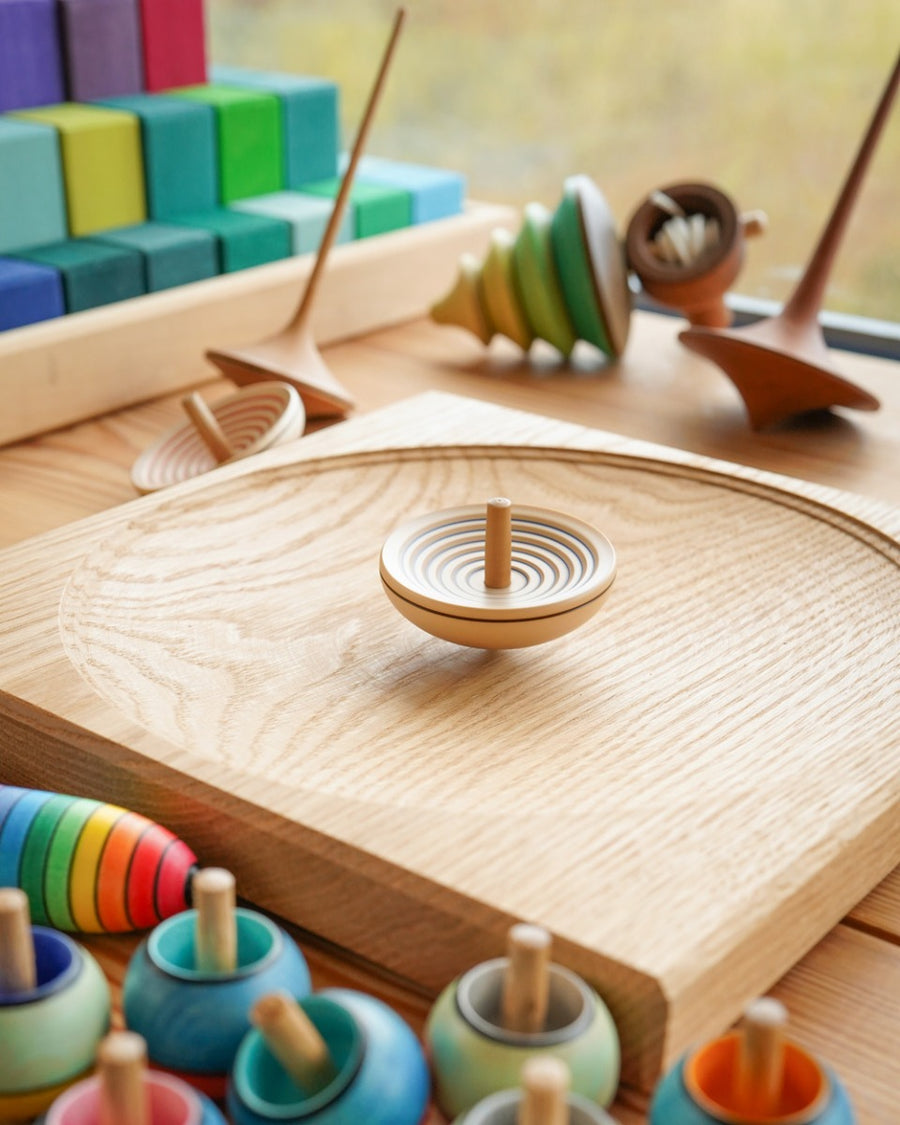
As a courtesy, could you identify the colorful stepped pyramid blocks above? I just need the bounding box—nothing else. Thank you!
[353,156,466,225]
[11,102,146,236]
[168,209,291,273]
[13,238,145,312]
[0,117,67,253]
[96,94,218,219]
[95,222,218,291]
[231,191,353,255]
[300,178,412,239]
[138,0,207,92]
[58,0,145,102]
[212,66,339,186]
[0,0,66,112]
[0,257,65,330]
[169,83,283,204]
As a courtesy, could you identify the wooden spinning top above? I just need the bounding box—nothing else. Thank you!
[131,381,305,494]
[379,497,616,649]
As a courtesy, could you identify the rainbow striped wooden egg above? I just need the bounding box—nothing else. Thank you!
[0,784,196,933]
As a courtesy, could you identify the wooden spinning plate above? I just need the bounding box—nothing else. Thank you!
[0,393,898,1096]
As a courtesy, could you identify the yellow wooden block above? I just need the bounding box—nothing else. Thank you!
[12,103,146,237]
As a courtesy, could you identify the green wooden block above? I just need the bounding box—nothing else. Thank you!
[168,208,291,273]
[231,191,352,255]
[169,84,283,204]
[0,117,67,254]
[94,222,218,292]
[11,103,146,237]
[212,66,339,187]
[95,94,218,220]
[300,178,411,239]
[13,237,145,312]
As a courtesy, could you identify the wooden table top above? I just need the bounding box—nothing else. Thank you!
[1,309,898,1123]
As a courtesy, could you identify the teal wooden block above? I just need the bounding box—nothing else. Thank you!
[300,178,411,239]
[353,156,465,224]
[212,66,339,188]
[95,94,218,219]
[0,117,67,254]
[168,208,291,273]
[231,191,353,255]
[12,238,145,312]
[94,221,218,291]
[168,84,283,204]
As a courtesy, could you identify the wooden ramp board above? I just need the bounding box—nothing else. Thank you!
[0,391,898,1095]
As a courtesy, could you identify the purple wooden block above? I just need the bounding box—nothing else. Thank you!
[59,0,144,101]
[0,0,66,112]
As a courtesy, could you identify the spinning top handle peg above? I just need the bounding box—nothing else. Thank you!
[734,997,788,1117]
[0,887,37,993]
[97,1031,151,1125]
[518,1057,570,1125]
[182,392,234,464]
[484,497,513,589]
[251,991,339,1095]
[193,867,238,973]
[501,922,553,1034]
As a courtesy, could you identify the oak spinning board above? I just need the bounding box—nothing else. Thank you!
[1,392,898,1094]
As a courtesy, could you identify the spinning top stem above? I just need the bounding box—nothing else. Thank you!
[0,887,36,993]
[97,1032,151,1125]
[501,923,552,1034]
[518,1057,570,1125]
[182,392,234,464]
[251,991,339,1095]
[734,997,787,1117]
[193,867,238,973]
[484,498,513,590]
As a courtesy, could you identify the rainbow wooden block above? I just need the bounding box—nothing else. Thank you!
[355,156,465,224]
[169,84,283,204]
[168,209,291,273]
[58,0,144,101]
[96,93,219,219]
[10,103,146,237]
[0,0,65,112]
[0,783,196,932]
[300,178,412,239]
[13,238,145,312]
[138,0,207,92]
[0,257,65,330]
[95,222,218,292]
[0,117,67,253]
[231,190,353,255]
[212,66,339,187]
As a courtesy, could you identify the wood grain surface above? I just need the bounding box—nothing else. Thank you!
[0,392,898,1096]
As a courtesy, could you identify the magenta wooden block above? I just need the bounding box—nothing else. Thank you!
[138,0,207,92]
[0,0,65,112]
[58,0,144,101]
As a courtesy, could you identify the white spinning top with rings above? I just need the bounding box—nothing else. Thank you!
[379,497,617,649]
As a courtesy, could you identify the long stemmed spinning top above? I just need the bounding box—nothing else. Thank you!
[204,8,406,418]
[680,50,898,429]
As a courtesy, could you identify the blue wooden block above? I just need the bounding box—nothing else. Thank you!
[96,94,219,219]
[13,238,145,312]
[212,65,339,188]
[94,221,219,291]
[0,256,65,330]
[231,191,353,255]
[0,117,68,253]
[352,156,466,224]
[0,0,65,112]
[59,0,144,101]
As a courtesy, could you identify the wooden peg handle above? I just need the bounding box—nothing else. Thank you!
[251,991,338,1095]
[518,1056,570,1125]
[484,497,512,590]
[193,867,237,973]
[0,887,37,993]
[501,922,552,1033]
[733,996,788,1116]
[182,392,234,463]
[97,1031,151,1125]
